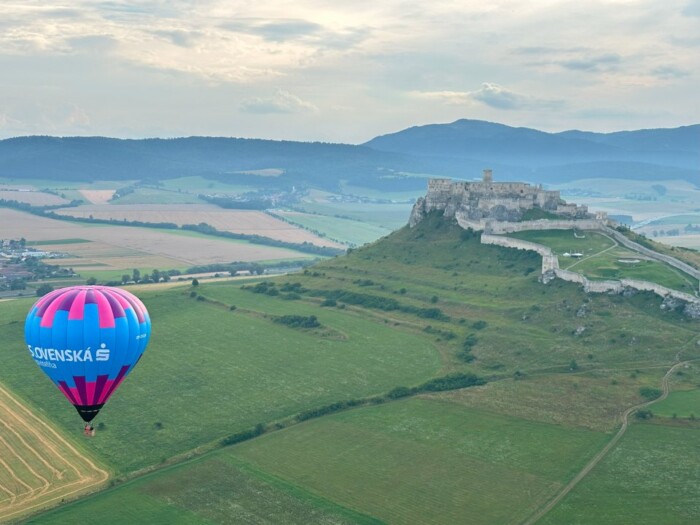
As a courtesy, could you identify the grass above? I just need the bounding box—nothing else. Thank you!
[275,211,392,246]
[652,389,700,418]
[228,398,609,525]
[509,229,615,255]
[295,201,411,230]
[540,422,700,524]
[0,285,440,474]
[111,187,205,204]
[28,454,376,525]
[6,214,700,522]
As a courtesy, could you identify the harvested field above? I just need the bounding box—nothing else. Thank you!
[0,209,314,269]
[53,204,344,248]
[0,384,108,522]
[77,190,114,204]
[0,191,69,206]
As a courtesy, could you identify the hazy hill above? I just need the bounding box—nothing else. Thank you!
[0,136,423,191]
[364,119,700,184]
[1,120,697,190]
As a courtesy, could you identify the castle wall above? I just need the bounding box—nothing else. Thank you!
[479,233,700,306]
[602,226,700,281]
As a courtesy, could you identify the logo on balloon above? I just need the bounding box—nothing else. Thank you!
[28,342,111,366]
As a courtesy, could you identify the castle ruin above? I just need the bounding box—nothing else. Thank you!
[410,170,593,228]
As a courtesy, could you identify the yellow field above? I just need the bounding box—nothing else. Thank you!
[52,204,343,248]
[0,208,313,269]
[0,384,108,522]
[77,190,115,204]
[0,191,68,207]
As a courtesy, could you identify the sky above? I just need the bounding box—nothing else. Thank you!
[0,0,698,143]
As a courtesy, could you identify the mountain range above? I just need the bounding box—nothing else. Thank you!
[0,120,697,190]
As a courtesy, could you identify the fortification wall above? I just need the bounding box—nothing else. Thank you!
[479,232,700,307]
[487,219,604,234]
[602,226,700,281]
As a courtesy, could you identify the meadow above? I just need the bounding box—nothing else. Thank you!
[540,422,700,524]
[274,211,391,246]
[4,216,700,523]
[0,285,441,474]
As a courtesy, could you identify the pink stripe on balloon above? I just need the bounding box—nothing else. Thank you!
[68,290,87,320]
[40,293,64,328]
[94,290,115,328]
[85,381,96,406]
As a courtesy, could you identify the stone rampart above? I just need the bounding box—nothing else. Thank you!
[487,219,604,234]
[479,232,700,307]
[603,226,700,282]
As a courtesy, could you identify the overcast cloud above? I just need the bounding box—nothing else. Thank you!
[0,0,697,142]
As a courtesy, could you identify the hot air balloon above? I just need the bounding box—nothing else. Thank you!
[24,285,151,424]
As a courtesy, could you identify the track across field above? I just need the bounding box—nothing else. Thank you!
[0,384,108,522]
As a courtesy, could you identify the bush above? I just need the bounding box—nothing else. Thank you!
[274,315,321,329]
[419,373,485,392]
[639,387,662,400]
[387,386,417,399]
[320,298,337,307]
[635,409,653,420]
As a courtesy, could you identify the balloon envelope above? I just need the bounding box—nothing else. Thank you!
[24,286,151,422]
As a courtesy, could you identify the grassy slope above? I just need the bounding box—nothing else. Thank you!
[14,214,700,523]
[0,287,440,474]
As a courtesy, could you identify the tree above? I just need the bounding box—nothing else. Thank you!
[192,278,199,286]
[86,277,97,285]
[132,268,141,283]
[121,274,130,284]
[569,359,579,371]
[151,269,161,283]
[36,284,54,296]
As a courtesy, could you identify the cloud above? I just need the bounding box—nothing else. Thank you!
[651,65,690,79]
[240,89,317,114]
[683,0,700,16]
[221,18,323,42]
[557,53,621,72]
[416,83,564,111]
[151,29,201,48]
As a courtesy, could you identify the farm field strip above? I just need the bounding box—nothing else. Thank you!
[0,190,69,206]
[0,384,108,522]
[0,208,314,267]
[52,204,343,248]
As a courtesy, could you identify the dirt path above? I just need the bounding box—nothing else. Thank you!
[522,356,694,525]
[0,384,109,523]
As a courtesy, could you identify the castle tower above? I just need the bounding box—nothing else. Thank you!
[482,169,493,183]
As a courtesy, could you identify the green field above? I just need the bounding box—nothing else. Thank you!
[4,215,700,522]
[296,201,411,231]
[27,398,610,525]
[111,187,205,204]
[0,285,440,473]
[158,176,256,195]
[509,229,615,255]
[541,422,700,524]
[653,389,700,418]
[276,212,392,246]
